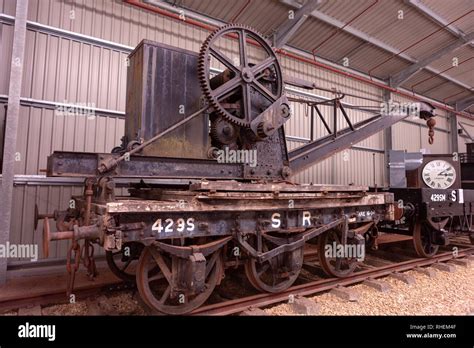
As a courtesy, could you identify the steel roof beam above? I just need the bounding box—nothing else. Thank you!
[273,0,322,48]
[390,32,474,87]
[458,122,474,141]
[404,0,474,47]
[456,96,474,111]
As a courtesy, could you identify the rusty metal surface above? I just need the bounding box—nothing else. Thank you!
[190,180,368,192]
[105,192,392,213]
[126,40,208,159]
[47,151,243,179]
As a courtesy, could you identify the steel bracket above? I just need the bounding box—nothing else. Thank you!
[154,236,232,259]
[237,218,346,263]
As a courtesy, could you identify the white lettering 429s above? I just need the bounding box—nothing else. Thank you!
[152,218,195,234]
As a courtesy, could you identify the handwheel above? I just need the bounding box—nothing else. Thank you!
[412,222,439,258]
[198,24,283,128]
[317,229,357,278]
[136,245,223,315]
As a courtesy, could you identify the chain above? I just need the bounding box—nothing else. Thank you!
[82,239,98,280]
[66,240,81,296]
[427,118,436,144]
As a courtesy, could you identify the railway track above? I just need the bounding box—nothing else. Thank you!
[192,246,474,316]
[1,242,473,316]
[0,281,136,315]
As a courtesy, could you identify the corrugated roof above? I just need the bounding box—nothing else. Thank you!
[420,0,474,33]
[175,0,474,111]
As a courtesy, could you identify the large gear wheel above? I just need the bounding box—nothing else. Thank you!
[198,24,283,128]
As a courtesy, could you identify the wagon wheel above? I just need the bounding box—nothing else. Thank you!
[136,246,223,315]
[244,236,303,293]
[412,221,439,258]
[317,229,357,278]
[106,242,144,282]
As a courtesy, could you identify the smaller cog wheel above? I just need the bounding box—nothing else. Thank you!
[211,117,238,145]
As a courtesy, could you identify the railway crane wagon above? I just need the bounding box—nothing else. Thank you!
[33,24,468,315]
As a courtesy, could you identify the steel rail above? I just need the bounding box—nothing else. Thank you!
[0,279,131,313]
[192,247,474,316]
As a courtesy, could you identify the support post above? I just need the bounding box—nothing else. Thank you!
[450,112,459,155]
[383,89,392,187]
[0,0,28,284]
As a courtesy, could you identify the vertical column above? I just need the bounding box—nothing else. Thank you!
[449,111,459,155]
[383,89,392,187]
[0,0,29,284]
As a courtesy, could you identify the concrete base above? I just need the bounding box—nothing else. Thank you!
[288,296,320,315]
[414,267,437,278]
[449,258,471,268]
[432,262,456,273]
[330,286,359,302]
[18,305,42,316]
[240,307,268,316]
[389,272,416,285]
[363,278,392,292]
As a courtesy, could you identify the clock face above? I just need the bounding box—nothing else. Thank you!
[422,160,456,189]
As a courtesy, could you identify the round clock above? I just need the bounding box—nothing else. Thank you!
[422,160,456,189]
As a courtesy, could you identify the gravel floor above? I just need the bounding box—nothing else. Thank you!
[265,262,474,315]
[6,291,147,316]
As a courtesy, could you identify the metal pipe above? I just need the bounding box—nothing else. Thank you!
[83,181,93,226]
[411,57,474,91]
[230,0,251,23]
[443,88,474,104]
[311,0,379,55]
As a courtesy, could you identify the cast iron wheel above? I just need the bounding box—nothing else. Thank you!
[136,246,223,315]
[244,236,303,293]
[413,221,439,258]
[317,229,357,278]
[106,242,144,282]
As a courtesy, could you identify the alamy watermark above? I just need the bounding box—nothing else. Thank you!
[381,100,420,117]
[18,322,55,341]
[0,242,38,262]
[324,242,365,261]
[216,147,257,167]
[55,101,96,119]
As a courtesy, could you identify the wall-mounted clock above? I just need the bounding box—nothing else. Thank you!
[421,159,456,189]
[406,154,461,189]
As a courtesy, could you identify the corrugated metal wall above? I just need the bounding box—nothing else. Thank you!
[0,0,460,262]
[392,94,451,154]
[458,118,474,153]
